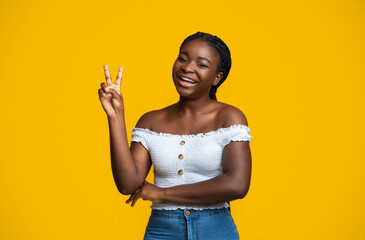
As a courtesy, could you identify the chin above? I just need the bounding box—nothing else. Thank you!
[177,90,200,101]
[173,76,199,100]
[174,87,191,99]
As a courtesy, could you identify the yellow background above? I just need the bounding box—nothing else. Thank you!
[1,0,364,239]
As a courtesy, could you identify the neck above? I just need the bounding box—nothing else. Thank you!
[176,95,216,116]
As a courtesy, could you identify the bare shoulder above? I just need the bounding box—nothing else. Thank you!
[135,105,173,129]
[135,110,160,129]
[217,102,248,127]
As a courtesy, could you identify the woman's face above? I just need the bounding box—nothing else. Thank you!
[172,40,223,99]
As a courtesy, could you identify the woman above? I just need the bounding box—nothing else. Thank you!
[98,32,252,239]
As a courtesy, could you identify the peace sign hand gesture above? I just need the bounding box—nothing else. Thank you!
[98,65,125,118]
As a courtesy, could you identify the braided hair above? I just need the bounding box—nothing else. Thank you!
[179,32,232,100]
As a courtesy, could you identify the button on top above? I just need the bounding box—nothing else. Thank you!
[178,170,184,175]
[178,154,184,160]
[180,141,185,145]
[185,210,191,216]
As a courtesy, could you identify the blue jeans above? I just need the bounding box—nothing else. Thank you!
[144,208,240,240]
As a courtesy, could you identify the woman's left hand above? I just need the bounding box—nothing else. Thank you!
[126,181,164,207]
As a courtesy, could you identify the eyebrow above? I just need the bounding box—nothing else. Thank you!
[180,51,211,64]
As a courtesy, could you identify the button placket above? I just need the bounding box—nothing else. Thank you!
[178,139,186,161]
[177,139,186,178]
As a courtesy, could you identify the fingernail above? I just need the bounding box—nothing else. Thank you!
[105,87,110,91]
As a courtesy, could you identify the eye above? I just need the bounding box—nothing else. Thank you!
[177,56,187,62]
[198,63,208,68]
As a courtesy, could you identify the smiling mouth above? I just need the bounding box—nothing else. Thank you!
[178,76,198,84]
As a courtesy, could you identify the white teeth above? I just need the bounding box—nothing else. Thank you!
[180,76,197,83]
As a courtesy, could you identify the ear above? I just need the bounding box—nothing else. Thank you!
[213,72,223,86]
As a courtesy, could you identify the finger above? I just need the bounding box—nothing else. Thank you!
[115,66,123,86]
[126,194,134,204]
[98,90,112,104]
[104,65,113,86]
[107,88,122,100]
[98,88,111,98]
[131,195,140,207]
[100,82,112,93]
[126,188,141,204]
[100,82,107,90]
[98,88,106,98]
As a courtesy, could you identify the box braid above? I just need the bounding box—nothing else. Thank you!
[179,32,232,100]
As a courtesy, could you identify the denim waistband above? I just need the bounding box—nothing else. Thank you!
[150,207,230,219]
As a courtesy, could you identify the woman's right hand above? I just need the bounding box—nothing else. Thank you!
[98,65,125,118]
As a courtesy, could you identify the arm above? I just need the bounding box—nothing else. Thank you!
[127,141,251,206]
[98,65,151,195]
[108,113,151,195]
[163,141,251,205]
[126,107,252,206]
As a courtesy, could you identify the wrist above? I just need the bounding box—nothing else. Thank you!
[159,187,168,203]
[108,112,125,122]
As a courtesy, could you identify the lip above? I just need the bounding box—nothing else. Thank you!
[178,74,198,83]
[177,74,198,88]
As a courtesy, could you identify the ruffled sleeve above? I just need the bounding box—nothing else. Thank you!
[130,128,149,151]
[222,124,252,147]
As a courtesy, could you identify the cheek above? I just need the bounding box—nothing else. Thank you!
[172,61,179,82]
[172,60,179,72]
[200,70,217,83]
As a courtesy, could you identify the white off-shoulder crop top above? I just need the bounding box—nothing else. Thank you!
[130,124,252,210]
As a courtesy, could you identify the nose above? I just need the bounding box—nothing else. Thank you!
[182,61,194,73]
